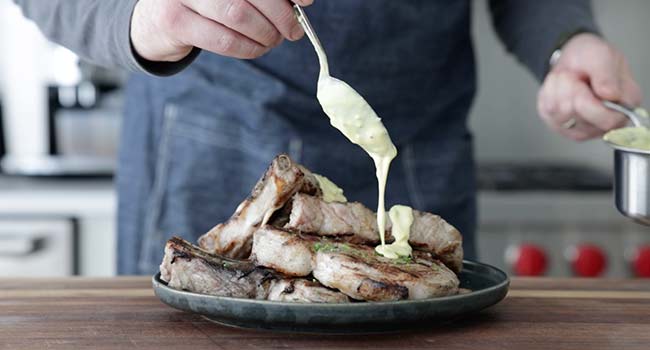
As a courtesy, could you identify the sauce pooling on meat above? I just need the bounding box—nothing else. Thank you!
[313,173,347,203]
[375,205,414,259]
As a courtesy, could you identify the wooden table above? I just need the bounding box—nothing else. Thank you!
[2,277,649,350]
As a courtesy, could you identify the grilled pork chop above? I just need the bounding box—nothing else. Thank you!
[313,248,459,301]
[198,154,309,258]
[409,210,464,273]
[285,194,379,243]
[252,226,316,277]
[161,237,349,303]
[267,279,349,303]
[251,227,460,301]
[286,193,464,272]
[161,236,274,298]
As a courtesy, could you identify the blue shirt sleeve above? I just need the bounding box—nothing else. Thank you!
[488,0,600,81]
[12,0,198,76]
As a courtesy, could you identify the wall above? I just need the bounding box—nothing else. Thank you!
[470,0,650,172]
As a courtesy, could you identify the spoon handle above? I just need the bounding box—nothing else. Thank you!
[293,5,330,77]
[603,100,649,128]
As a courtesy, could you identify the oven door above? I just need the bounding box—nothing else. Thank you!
[0,218,75,276]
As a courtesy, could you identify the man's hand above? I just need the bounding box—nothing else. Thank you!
[537,33,642,141]
[131,0,313,62]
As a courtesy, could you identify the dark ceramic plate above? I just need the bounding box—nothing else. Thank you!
[152,260,509,334]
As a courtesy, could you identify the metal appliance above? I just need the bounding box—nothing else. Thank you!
[0,2,122,176]
[601,101,650,226]
[0,96,5,158]
[477,163,650,278]
[610,146,650,226]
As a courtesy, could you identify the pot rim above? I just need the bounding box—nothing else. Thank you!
[604,140,650,156]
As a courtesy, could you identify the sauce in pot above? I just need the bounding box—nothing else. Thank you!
[604,127,650,151]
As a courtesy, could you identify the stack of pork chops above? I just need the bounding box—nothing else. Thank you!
[160,154,464,303]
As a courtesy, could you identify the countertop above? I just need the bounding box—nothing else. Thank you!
[2,277,650,349]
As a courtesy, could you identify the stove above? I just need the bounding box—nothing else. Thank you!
[478,163,612,191]
[476,164,649,278]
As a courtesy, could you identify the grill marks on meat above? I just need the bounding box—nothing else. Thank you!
[315,247,459,301]
[286,193,464,272]
[195,154,462,271]
[267,279,350,303]
[161,237,274,299]
[161,154,466,303]
[297,165,323,197]
[409,211,464,273]
[198,154,306,259]
[251,226,316,277]
[161,237,349,303]
[286,194,379,243]
[251,227,460,301]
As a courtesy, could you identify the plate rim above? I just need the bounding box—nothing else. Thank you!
[152,259,510,307]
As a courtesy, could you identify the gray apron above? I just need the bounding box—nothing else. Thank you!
[117,0,477,274]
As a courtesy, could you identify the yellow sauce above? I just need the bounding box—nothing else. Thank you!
[604,127,650,151]
[301,17,413,258]
[313,173,347,203]
[317,75,398,247]
[375,205,413,259]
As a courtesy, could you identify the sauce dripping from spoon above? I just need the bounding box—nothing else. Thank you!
[294,6,408,254]
[316,76,397,245]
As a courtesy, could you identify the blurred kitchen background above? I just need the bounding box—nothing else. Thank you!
[0,0,648,278]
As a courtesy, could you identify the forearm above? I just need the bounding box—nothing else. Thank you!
[488,0,600,81]
[13,0,141,71]
[12,0,198,75]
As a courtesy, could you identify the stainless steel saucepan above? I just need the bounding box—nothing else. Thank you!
[603,101,650,226]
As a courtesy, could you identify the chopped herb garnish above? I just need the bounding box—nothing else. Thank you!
[394,255,414,265]
[313,241,336,253]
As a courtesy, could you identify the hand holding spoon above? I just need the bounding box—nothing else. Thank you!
[603,101,650,128]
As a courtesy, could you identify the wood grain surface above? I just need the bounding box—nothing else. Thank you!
[1,277,649,350]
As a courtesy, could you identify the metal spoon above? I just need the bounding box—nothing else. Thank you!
[603,101,650,128]
[293,5,330,77]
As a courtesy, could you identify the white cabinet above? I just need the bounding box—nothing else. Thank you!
[78,216,116,276]
[0,177,116,276]
[0,219,74,276]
